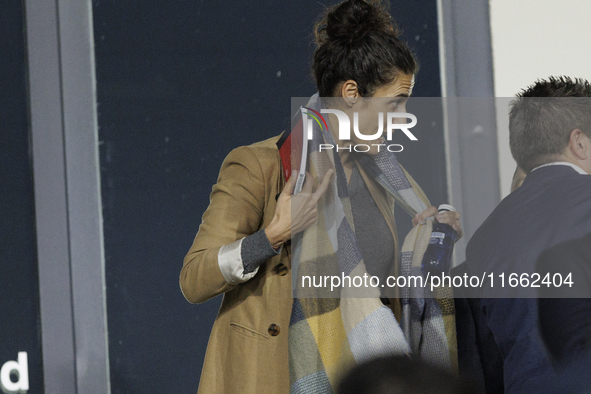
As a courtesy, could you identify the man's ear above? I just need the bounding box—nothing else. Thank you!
[339,80,359,107]
[568,128,591,160]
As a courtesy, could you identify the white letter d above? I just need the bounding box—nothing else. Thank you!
[1,352,29,393]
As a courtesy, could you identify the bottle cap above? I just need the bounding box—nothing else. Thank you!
[438,204,455,213]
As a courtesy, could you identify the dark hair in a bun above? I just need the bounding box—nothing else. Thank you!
[313,0,418,97]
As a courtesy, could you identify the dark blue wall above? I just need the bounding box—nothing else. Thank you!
[93,1,444,392]
[0,1,44,392]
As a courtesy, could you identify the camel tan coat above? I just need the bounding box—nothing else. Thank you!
[180,135,400,394]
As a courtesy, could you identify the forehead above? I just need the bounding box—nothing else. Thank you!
[372,74,415,97]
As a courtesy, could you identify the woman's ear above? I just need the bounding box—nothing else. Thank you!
[339,80,359,107]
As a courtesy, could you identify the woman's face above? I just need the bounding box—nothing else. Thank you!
[340,74,414,155]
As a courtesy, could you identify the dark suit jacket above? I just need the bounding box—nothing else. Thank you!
[465,165,591,393]
[537,233,591,364]
[453,262,504,394]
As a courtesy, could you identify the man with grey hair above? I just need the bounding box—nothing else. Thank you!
[509,76,591,174]
[465,76,591,393]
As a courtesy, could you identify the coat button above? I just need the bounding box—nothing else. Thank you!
[268,324,280,336]
[274,263,288,276]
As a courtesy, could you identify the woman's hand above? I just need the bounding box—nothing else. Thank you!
[265,170,334,248]
[413,206,463,240]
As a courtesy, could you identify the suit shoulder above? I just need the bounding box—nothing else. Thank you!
[222,135,282,185]
[554,173,591,206]
[227,135,280,162]
[248,134,282,150]
[567,173,591,190]
[224,135,280,161]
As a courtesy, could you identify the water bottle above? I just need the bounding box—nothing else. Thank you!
[421,204,457,277]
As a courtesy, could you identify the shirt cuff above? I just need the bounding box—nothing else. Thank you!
[218,238,257,285]
[241,228,282,274]
[217,229,282,285]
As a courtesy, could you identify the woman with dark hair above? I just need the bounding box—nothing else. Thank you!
[180,1,462,393]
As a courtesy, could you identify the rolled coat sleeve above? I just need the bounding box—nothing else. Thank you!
[180,145,271,304]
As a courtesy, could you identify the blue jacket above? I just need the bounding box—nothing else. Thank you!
[465,165,591,393]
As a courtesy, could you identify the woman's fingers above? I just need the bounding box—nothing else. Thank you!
[280,175,293,197]
[436,211,463,239]
[301,172,314,194]
[436,211,461,222]
[413,206,437,226]
[288,170,334,236]
[413,207,464,238]
[421,206,438,222]
[413,212,423,226]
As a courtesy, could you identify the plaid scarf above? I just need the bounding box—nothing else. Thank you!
[288,95,457,393]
